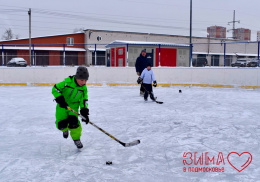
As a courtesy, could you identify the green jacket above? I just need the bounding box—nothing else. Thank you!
[52,76,88,109]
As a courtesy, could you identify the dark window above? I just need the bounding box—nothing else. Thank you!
[34,51,49,66]
[92,51,105,65]
[1,50,17,65]
[211,55,219,66]
[60,51,78,65]
[146,49,154,67]
[197,54,206,59]
[224,55,232,66]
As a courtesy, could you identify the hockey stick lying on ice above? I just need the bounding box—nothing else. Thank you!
[67,107,140,147]
[141,84,163,104]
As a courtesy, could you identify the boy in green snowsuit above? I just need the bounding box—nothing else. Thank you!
[52,66,89,149]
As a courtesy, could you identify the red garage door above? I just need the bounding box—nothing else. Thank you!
[156,48,177,67]
[116,47,125,67]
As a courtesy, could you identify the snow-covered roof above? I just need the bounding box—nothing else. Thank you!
[105,40,189,48]
[193,52,235,56]
[193,52,258,57]
[0,32,84,43]
[235,53,258,57]
[0,46,86,52]
[88,48,107,51]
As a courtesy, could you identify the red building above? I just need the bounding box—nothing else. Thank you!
[207,26,226,39]
[0,33,85,66]
[106,40,190,67]
[234,28,251,41]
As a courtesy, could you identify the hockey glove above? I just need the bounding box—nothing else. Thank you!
[55,95,68,109]
[80,108,89,124]
[153,81,157,87]
[137,77,143,84]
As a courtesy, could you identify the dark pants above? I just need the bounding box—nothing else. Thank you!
[143,83,155,100]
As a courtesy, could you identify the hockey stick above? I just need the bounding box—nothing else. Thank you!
[140,83,163,104]
[67,107,140,147]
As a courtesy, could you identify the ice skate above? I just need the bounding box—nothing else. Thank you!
[74,140,83,149]
[63,130,69,139]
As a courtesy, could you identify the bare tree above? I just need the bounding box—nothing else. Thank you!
[1,28,20,40]
[2,28,14,40]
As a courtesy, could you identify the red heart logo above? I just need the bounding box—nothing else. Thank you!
[227,152,252,172]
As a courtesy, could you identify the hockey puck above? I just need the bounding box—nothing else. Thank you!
[179,90,182,93]
[106,161,112,165]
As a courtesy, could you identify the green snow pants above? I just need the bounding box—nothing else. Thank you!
[55,105,82,141]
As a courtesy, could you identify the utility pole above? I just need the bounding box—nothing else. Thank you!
[228,10,240,39]
[189,0,193,67]
[28,8,31,66]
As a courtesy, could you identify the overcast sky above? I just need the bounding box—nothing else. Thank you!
[0,0,259,41]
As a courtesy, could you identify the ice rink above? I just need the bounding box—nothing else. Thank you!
[0,86,260,182]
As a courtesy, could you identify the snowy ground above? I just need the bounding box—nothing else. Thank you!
[0,86,260,182]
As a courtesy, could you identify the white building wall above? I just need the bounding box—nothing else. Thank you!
[83,29,259,66]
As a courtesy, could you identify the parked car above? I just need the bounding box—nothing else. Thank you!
[231,59,248,67]
[7,58,27,67]
[247,59,258,67]
[192,58,208,67]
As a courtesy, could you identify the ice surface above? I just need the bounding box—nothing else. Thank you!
[0,86,260,182]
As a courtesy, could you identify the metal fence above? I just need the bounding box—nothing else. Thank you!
[1,41,259,67]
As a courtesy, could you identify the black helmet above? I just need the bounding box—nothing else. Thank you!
[75,66,89,80]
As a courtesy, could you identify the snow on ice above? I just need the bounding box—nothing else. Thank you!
[0,86,260,182]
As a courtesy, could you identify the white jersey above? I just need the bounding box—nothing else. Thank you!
[140,68,156,84]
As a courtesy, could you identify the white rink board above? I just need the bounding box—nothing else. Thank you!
[0,66,259,87]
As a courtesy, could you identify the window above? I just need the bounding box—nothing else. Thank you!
[67,37,74,46]
[197,54,206,59]
[97,36,102,41]
[118,49,123,55]
[92,51,106,65]
[211,55,219,66]
[118,58,123,67]
[225,55,232,66]
[60,51,78,65]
